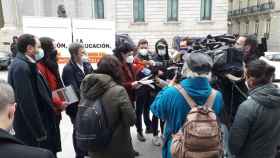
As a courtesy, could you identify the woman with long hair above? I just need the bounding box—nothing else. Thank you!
[80,55,136,158]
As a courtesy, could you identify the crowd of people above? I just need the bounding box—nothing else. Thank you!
[0,33,279,158]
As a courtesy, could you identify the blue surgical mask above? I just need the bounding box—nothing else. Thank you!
[35,49,45,61]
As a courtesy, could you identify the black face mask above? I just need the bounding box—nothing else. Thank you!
[45,49,59,73]
[49,49,58,61]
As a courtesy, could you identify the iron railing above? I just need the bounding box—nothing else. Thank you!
[228,1,275,18]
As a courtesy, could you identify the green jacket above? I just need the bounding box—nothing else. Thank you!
[80,73,136,158]
[229,84,280,158]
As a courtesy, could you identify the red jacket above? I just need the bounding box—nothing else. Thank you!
[133,57,147,75]
[37,62,64,111]
[121,62,137,103]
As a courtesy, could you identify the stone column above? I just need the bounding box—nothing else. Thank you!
[0,0,21,52]
[1,0,19,30]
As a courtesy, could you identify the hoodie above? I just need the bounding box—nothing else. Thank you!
[229,84,280,158]
[151,77,223,158]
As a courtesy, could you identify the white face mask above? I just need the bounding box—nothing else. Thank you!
[139,49,148,56]
[126,55,134,64]
[158,49,166,56]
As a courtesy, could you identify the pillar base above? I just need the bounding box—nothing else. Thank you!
[0,25,21,52]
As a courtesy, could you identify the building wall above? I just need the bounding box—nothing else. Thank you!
[0,0,3,28]
[13,0,229,51]
[0,0,227,52]
[228,0,280,51]
[116,0,228,50]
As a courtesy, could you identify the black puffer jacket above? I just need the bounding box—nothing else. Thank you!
[229,84,280,158]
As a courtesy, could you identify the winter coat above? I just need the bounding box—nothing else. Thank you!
[151,53,174,95]
[151,77,224,158]
[0,129,55,158]
[10,42,17,58]
[121,62,137,103]
[80,74,137,158]
[229,83,280,158]
[37,62,64,112]
[8,53,61,154]
[62,59,93,121]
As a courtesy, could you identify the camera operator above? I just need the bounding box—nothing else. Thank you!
[150,38,170,146]
[235,34,263,64]
[171,37,192,63]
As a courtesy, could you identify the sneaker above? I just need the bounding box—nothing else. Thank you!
[152,136,162,146]
[137,132,146,142]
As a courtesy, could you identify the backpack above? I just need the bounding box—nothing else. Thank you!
[171,84,223,158]
[75,98,114,152]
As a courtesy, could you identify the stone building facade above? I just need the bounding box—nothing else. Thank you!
[0,0,228,52]
[228,0,280,51]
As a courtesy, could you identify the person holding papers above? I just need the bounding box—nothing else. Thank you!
[62,42,93,158]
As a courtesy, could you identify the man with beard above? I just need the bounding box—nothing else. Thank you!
[235,35,263,64]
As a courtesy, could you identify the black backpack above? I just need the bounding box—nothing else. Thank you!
[75,98,113,152]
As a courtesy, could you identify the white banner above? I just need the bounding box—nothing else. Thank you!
[72,19,115,63]
[22,16,115,63]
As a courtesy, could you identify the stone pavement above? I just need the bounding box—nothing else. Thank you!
[57,112,162,158]
[0,70,162,158]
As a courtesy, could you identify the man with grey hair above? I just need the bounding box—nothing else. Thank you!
[151,52,224,158]
[0,80,55,158]
[62,42,93,158]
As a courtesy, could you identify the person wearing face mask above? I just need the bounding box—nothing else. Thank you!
[38,37,65,111]
[149,38,170,146]
[170,37,192,63]
[8,34,60,156]
[37,37,65,156]
[0,80,55,158]
[229,59,280,158]
[133,39,154,142]
[113,34,140,157]
[113,35,138,106]
[62,42,93,158]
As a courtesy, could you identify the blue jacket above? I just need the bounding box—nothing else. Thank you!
[151,77,223,158]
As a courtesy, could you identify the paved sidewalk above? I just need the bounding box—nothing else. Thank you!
[57,112,162,158]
